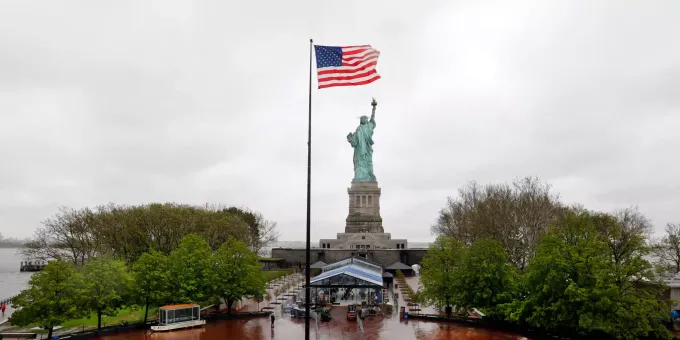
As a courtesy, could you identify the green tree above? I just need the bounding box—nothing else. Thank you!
[420,236,465,316]
[168,234,216,304]
[82,256,133,331]
[9,259,86,339]
[213,237,266,313]
[132,249,170,323]
[199,210,250,251]
[593,211,672,339]
[456,238,518,317]
[511,211,672,339]
[510,212,613,334]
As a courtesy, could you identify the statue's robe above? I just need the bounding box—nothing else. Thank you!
[348,120,377,182]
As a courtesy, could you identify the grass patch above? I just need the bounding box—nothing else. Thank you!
[258,257,283,262]
[60,306,158,329]
[262,269,293,282]
[6,307,159,333]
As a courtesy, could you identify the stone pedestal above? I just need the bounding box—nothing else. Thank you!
[345,181,384,233]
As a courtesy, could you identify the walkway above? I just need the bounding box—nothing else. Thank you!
[396,275,438,315]
[239,272,304,312]
[0,305,15,329]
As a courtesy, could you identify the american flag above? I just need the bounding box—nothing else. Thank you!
[314,45,381,89]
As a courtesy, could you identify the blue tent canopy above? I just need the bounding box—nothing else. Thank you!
[310,257,383,287]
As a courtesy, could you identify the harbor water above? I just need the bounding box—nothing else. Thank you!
[0,248,31,300]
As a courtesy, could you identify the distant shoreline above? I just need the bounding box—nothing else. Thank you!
[0,244,25,249]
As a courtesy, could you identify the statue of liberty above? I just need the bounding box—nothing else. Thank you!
[346,98,378,182]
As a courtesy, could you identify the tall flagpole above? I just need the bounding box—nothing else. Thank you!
[304,38,313,340]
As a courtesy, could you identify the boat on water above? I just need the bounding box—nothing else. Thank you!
[151,304,206,332]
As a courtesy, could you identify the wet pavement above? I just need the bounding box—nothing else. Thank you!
[95,273,527,339]
[0,305,15,328]
[97,305,526,340]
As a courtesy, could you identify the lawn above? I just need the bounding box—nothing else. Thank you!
[7,307,158,334]
[262,269,293,282]
[60,306,158,329]
[9,271,291,332]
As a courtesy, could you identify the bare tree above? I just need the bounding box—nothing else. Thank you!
[22,206,101,266]
[431,177,562,270]
[22,227,63,263]
[251,212,279,255]
[222,207,280,255]
[653,223,680,274]
[594,206,652,266]
[23,203,279,264]
[615,206,653,238]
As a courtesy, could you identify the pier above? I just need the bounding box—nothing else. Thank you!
[19,261,45,272]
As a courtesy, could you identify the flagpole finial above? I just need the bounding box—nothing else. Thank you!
[371,97,377,107]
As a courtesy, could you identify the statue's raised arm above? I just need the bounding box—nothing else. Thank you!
[370,97,377,125]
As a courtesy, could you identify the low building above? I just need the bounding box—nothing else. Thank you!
[664,273,680,310]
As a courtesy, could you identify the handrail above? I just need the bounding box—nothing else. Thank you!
[0,295,16,306]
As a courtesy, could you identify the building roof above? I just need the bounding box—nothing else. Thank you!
[349,256,384,268]
[311,257,383,286]
[160,303,199,310]
[665,278,680,288]
[386,261,412,271]
[310,261,327,269]
[382,271,394,278]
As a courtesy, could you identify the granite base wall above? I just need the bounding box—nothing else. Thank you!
[271,248,427,268]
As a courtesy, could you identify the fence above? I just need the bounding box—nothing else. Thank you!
[0,296,15,306]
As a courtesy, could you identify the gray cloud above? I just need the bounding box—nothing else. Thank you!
[0,0,678,242]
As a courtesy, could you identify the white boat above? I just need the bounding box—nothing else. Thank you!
[151,304,206,332]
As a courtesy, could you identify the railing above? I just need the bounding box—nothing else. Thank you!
[0,296,16,306]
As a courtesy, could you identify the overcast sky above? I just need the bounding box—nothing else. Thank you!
[0,1,678,242]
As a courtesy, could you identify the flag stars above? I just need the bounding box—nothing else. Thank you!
[315,45,343,68]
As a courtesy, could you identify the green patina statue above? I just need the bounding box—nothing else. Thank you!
[346,98,378,182]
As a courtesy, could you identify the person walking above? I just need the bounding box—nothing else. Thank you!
[1,302,6,315]
[270,312,275,328]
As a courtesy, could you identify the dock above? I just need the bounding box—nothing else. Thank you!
[19,262,45,272]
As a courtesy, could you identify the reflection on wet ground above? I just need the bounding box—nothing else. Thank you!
[98,273,526,339]
[98,305,526,340]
